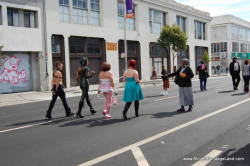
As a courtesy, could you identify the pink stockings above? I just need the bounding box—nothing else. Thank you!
[103,92,113,114]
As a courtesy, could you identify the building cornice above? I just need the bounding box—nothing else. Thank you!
[138,0,212,21]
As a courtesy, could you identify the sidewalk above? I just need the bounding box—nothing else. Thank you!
[0,75,228,108]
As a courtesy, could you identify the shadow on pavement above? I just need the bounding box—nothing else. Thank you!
[59,117,127,128]
[220,144,250,166]
[8,119,48,126]
[218,90,234,93]
[145,95,163,98]
[231,92,248,96]
[150,111,181,118]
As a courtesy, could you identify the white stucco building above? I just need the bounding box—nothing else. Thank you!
[0,0,212,93]
[211,15,250,74]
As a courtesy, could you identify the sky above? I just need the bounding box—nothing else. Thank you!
[175,0,250,22]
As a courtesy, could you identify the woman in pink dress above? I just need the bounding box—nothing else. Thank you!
[98,62,115,118]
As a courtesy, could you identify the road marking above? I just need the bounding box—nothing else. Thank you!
[222,145,229,149]
[154,96,177,101]
[0,121,52,134]
[77,98,250,166]
[131,147,150,166]
[192,150,222,166]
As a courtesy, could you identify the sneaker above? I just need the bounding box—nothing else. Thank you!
[160,91,165,96]
[105,114,112,118]
[164,91,169,95]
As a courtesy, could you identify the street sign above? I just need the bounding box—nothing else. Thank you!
[231,53,250,59]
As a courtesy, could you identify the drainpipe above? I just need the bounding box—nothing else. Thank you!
[42,0,49,91]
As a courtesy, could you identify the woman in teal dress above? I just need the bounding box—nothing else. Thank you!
[122,60,144,120]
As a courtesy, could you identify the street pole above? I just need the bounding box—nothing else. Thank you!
[123,0,128,70]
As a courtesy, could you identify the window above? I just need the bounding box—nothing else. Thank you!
[69,37,85,53]
[72,0,88,24]
[8,8,19,26]
[195,20,206,40]
[24,11,37,28]
[52,36,61,53]
[239,28,247,41]
[232,42,239,52]
[0,6,2,25]
[211,26,227,41]
[232,25,239,40]
[89,0,100,25]
[176,16,186,32]
[7,8,38,28]
[118,1,135,31]
[149,9,165,34]
[241,43,247,53]
[87,38,101,54]
[248,44,250,53]
[59,0,70,22]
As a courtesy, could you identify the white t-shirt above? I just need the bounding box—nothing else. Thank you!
[234,62,240,71]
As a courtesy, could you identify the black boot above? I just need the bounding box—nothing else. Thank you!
[177,106,185,112]
[76,101,84,118]
[90,108,96,115]
[187,105,193,112]
[45,112,52,119]
[135,101,139,117]
[123,111,128,120]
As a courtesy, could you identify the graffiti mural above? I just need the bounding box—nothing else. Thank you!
[0,56,28,85]
[0,53,32,94]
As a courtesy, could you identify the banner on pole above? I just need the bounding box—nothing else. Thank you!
[126,0,135,18]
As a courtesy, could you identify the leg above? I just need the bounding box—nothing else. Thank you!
[103,92,113,114]
[235,74,241,89]
[77,90,85,118]
[58,87,72,116]
[85,89,96,114]
[134,100,139,117]
[204,79,207,90]
[46,93,59,119]
[232,75,236,90]
[123,102,132,120]
[247,76,250,92]
[200,79,203,91]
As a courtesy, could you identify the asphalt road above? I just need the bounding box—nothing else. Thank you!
[0,76,250,166]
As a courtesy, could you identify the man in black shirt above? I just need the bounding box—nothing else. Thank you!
[229,57,241,90]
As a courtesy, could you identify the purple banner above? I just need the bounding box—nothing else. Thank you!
[126,0,135,18]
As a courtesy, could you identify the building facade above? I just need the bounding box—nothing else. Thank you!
[0,0,212,93]
[0,0,47,93]
[211,15,250,74]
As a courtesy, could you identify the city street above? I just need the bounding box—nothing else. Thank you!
[0,76,250,166]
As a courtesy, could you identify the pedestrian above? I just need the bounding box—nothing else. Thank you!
[151,66,157,85]
[168,59,194,112]
[122,59,144,120]
[242,60,250,93]
[197,61,209,91]
[161,66,169,96]
[45,61,74,119]
[76,57,96,118]
[226,67,229,74]
[98,62,115,119]
[229,57,241,90]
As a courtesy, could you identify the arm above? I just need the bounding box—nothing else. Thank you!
[85,67,95,79]
[186,67,194,79]
[168,68,181,77]
[110,72,115,88]
[135,70,141,83]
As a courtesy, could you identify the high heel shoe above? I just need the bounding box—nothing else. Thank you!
[76,112,84,118]
[90,108,96,115]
